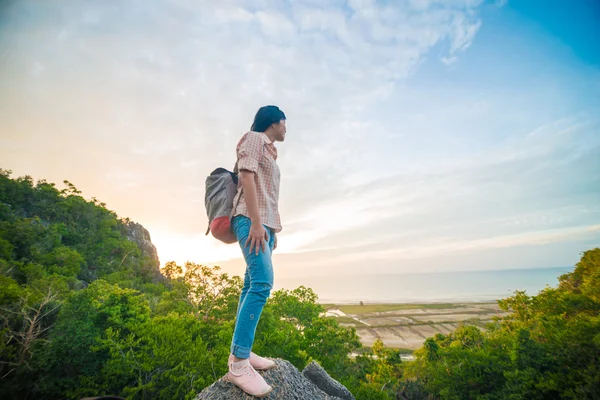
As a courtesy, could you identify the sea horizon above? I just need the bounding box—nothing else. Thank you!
[272,266,574,305]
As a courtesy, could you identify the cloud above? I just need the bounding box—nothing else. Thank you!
[442,55,458,65]
[317,224,600,267]
[0,0,488,226]
[255,10,296,38]
[1,0,595,276]
[273,111,600,266]
[448,12,482,54]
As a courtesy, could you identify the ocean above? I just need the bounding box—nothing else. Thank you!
[272,266,574,304]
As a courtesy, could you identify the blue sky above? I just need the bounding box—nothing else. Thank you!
[0,0,598,279]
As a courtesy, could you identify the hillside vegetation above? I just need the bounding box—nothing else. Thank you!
[1,169,598,399]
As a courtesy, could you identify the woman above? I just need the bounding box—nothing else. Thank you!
[225,105,286,397]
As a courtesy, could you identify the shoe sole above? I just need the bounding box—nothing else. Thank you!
[254,386,273,398]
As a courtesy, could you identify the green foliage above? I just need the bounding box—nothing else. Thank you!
[0,170,380,399]
[38,280,151,397]
[0,274,20,305]
[0,172,161,398]
[91,314,224,400]
[155,262,242,322]
[356,339,404,398]
[2,170,599,400]
[559,248,600,302]
[252,286,361,376]
[404,248,600,399]
[0,172,154,288]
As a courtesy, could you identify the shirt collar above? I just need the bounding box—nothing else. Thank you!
[258,131,272,144]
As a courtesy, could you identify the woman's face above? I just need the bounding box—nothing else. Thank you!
[273,119,287,142]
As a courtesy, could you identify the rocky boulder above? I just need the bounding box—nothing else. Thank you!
[196,359,355,400]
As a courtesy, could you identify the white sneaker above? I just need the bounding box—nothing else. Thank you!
[225,358,273,398]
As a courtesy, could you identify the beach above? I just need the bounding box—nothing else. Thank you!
[322,301,507,355]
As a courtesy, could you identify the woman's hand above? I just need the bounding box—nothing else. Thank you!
[274,233,277,251]
[245,222,269,255]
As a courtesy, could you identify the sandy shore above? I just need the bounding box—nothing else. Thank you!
[322,301,508,351]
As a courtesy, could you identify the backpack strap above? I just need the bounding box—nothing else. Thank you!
[231,160,242,218]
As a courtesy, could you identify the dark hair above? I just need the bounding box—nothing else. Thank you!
[251,105,286,132]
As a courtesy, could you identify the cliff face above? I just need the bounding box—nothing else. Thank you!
[124,221,160,264]
[196,359,355,400]
[123,220,164,282]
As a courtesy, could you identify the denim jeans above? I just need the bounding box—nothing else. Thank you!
[230,215,275,358]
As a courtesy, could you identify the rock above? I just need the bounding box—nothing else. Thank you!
[80,397,125,400]
[302,361,355,400]
[196,359,350,400]
[123,220,164,282]
[124,221,160,264]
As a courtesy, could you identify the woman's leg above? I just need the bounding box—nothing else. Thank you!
[230,216,274,359]
[235,268,251,322]
[234,226,275,323]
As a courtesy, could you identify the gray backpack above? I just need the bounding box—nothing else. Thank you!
[205,136,263,243]
[204,167,239,244]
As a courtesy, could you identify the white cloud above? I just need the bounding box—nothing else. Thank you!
[2,0,595,276]
[255,10,295,38]
[442,55,458,65]
[214,6,254,23]
[448,13,482,54]
[327,224,600,265]
[276,114,600,257]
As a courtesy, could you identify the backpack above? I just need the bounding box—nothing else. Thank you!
[204,167,239,244]
[205,133,264,243]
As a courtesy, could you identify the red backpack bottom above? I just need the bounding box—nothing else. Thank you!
[209,216,237,244]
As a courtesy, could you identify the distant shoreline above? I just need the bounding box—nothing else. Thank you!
[317,299,501,306]
[276,266,571,306]
[282,265,572,281]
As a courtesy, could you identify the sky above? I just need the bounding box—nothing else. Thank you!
[0,0,599,280]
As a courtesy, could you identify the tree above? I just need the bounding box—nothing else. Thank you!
[91,313,228,399]
[156,262,242,322]
[0,283,62,397]
[402,248,600,399]
[38,280,151,398]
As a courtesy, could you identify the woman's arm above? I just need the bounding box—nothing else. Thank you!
[239,170,268,255]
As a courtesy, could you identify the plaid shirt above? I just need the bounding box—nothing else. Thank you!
[232,131,282,232]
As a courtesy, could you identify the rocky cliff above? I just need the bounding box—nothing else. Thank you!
[123,220,164,281]
[196,359,356,400]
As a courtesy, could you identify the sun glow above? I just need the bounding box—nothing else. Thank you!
[150,230,242,268]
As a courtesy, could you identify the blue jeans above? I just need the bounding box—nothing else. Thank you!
[230,215,275,358]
